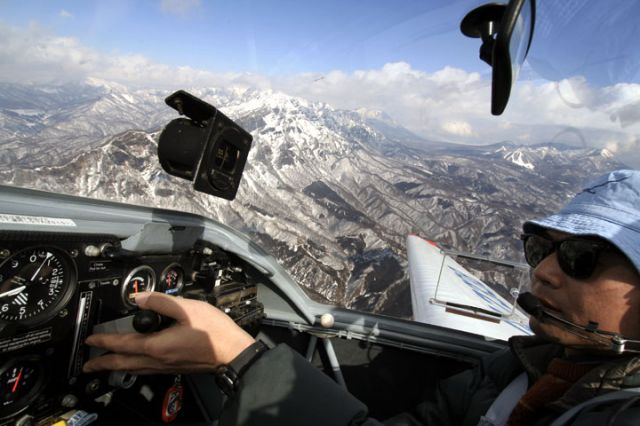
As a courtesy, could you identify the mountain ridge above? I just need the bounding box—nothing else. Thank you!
[0,82,626,317]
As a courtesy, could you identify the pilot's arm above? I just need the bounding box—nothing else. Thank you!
[218,342,511,426]
[83,292,480,426]
[83,292,256,375]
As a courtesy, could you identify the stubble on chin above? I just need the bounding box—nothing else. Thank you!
[529,317,610,353]
[529,317,563,344]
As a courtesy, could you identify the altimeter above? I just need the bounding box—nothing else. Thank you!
[0,247,76,325]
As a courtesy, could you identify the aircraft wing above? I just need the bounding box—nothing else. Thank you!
[407,235,532,341]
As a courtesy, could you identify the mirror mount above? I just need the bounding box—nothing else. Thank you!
[461,0,536,116]
[460,4,506,67]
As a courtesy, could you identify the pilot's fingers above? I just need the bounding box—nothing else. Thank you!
[85,332,149,355]
[83,353,215,375]
[133,291,190,322]
[83,353,164,373]
[128,362,218,375]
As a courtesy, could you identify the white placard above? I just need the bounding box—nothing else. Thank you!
[0,214,77,227]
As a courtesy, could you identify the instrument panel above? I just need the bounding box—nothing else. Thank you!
[0,231,264,424]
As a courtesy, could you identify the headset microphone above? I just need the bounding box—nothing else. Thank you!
[517,292,640,354]
[516,292,544,318]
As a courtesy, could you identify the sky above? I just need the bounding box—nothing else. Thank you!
[0,0,486,75]
[0,0,639,163]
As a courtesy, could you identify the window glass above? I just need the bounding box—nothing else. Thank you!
[0,1,638,338]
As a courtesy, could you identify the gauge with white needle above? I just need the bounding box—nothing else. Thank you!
[0,285,26,299]
[121,265,156,308]
[0,247,76,324]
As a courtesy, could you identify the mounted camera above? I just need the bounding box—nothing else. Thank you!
[158,90,253,200]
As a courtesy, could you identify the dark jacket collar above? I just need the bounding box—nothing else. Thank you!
[508,335,640,411]
[508,335,563,382]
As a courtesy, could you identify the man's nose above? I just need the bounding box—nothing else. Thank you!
[532,252,564,289]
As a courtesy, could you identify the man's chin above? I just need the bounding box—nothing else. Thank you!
[529,318,624,354]
[529,317,594,348]
[530,318,562,343]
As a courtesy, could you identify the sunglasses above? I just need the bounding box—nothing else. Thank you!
[521,233,617,280]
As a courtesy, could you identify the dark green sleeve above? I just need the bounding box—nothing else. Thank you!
[220,344,510,426]
[219,344,374,426]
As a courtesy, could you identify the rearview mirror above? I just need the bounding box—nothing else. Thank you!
[461,0,536,115]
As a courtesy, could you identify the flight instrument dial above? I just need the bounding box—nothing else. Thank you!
[159,263,184,295]
[122,265,156,308]
[0,357,45,417]
[0,247,76,324]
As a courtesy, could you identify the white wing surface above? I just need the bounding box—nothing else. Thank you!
[407,235,532,341]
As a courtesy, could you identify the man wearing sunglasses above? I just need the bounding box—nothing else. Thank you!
[520,170,640,354]
[84,169,640,425]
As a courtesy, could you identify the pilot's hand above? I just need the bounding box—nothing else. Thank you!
[82,292,255,374]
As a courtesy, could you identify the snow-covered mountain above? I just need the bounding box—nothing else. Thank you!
[0,82,625,317]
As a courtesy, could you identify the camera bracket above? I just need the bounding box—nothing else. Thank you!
[158,90,253,201]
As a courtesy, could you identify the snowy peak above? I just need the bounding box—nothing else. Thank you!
[501,148,535,170]
[600,148,614,159]
[355,107,396,124]
[490,143,619,172]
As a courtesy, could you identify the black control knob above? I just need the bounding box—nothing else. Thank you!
[132,310,173,333]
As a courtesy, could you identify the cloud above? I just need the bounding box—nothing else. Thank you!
[277,62,640,150]
[0,23,264,89]
[0,23,638,165]
[271,63,489,142]
[442,121,474,137]
[59,10,73,19]
[160,0,201,17]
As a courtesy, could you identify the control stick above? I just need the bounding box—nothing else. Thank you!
[132,310,174,334]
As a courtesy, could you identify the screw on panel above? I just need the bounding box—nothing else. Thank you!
[69,249,79,258]
[0,249,10,258]
[86,379,101,394]
[59,309,69,318]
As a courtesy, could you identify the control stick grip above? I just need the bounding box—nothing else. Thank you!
[133,310,174,333]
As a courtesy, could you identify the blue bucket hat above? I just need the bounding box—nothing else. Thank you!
[523,169,640,274]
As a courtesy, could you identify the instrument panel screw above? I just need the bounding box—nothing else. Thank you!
[69,249,79,258]
[59,309,69,318]
[86,379,101,394]
[0,249,10,258]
